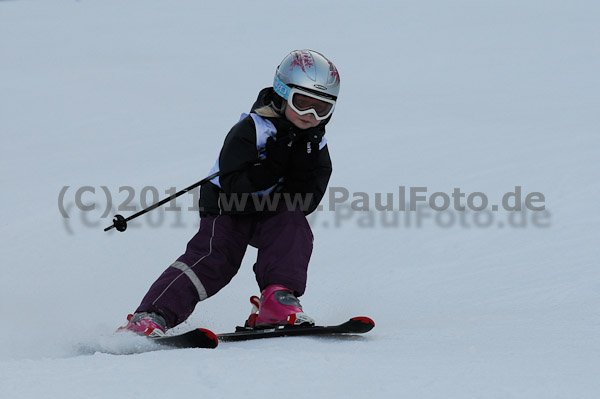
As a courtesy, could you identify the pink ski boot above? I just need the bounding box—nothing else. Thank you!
[246,284,315,327]
[117,312,167,338]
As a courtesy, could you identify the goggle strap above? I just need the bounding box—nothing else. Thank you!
[273,76,291,100]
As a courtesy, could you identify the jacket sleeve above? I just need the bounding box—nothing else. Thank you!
[307,144,333,215]
[218,116,279,194]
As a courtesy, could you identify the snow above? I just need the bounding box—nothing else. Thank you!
[1,0,599,398]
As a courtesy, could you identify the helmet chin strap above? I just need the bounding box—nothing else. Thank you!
[269,93,285,114]
[318,114,332,127]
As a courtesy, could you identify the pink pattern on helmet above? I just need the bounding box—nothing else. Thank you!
[289,50,314,72]
[328,60,340,83]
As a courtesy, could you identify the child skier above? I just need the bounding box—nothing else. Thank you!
[119,50,340,337]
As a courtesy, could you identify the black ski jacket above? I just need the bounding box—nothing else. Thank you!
[199,88,333,216]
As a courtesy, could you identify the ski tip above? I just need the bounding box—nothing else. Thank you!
[348,317,375,333]
[198,328,219,348]
[351,316,375,327]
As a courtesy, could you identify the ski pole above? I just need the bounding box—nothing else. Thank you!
[104,148,268,233]
[103,171,219,233]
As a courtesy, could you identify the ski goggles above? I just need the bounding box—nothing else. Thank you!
[273,76,336,121]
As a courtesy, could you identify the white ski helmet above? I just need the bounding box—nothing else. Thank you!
[273,50,340,101]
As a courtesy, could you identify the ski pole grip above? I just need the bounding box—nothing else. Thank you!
[104,214,128,232]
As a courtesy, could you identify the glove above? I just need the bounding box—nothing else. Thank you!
[246,136,291,191]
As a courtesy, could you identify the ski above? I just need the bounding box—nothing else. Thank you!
[131,317,374,350]
[217,316,375,342]
[152,328,219,349]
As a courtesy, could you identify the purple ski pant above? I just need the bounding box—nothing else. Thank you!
[136,206,313,329]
